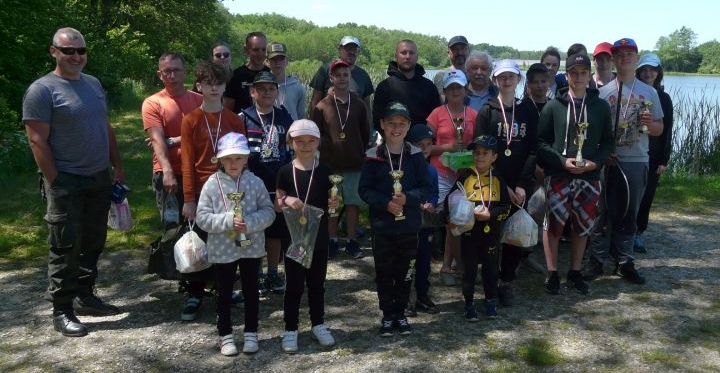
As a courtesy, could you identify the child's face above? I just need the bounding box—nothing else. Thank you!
[380,116,410,142]
[219,154,249,178]
[197,81,226,103]
[493,72,520,95]
[527,73,550,100]
[444,83,466,104]
[251,82,278,108]
[472,147,497,172]
[413,138,433,159]
[290,135,319,158]
[267,55,287,72]
[329,67,350,91]
[567,66,591,90]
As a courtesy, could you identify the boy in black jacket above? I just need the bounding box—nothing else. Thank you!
[359,102,432,337]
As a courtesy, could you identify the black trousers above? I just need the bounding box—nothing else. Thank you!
[461,230,499,305]
[371,232,418,318]
[215,258,261,335]
[283,236,329,331]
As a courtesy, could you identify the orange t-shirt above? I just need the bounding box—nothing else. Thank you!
[426,105,478,178]
[142,89,203,174]
[180,107,246,203]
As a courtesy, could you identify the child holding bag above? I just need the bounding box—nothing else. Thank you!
[195,132,275,356]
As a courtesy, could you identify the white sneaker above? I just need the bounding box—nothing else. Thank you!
[219,334,238,356]
[311,324,335,346]
[281,330,298,353]
[242,332,259,354]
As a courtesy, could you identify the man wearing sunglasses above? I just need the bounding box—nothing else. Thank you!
[23,27,125,337]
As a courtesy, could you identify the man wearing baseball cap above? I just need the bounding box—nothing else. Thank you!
[591,42,615,88]
[433,35,471,97]
[309,35,374,124]
[266,42,306,121]
[585,38,664,286]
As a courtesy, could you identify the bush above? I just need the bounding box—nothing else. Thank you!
[0,96,34,174]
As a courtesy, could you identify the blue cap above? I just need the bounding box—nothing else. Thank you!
[406,124,435,143]
[467,135,498,151]
[637,53,662,69]
[611,38,638,53]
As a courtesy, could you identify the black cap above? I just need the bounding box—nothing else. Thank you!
[252,71,277,85]
[383,101,411,121]
[565,53,591,71]
[467,135,498,151]
[448,35,469,48]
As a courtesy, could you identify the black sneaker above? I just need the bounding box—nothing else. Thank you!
[379,317,394,337]
[634,234,647,253]
[415,295,439,314]
[257,274,268,296]
[498,282,514,307]
[181,296,202,321]
[396,317,412,335]
[545,271,560,295]
[566,270,590,294]
[231,290,244,307]
[616,262,646,284]
[345,239,364,259]
[582,258,604,281]
[266,272,286,293]
[73,293,120,316]
[484,299,498,319]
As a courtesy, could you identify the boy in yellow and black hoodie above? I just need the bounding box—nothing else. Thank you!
[448,135,510,321]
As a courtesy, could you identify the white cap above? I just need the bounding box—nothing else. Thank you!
[442,69,467,89]
[339,36,361,47]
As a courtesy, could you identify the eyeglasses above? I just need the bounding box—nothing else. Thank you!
[214,52,230,59]
[54,46,87,55]
[160,69,184,77]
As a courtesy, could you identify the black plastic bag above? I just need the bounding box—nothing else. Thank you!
[147,223,188,280]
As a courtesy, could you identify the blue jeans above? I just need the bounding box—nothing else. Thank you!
[414,228,434,297]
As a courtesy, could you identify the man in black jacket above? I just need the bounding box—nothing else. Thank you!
[373,40,442,135]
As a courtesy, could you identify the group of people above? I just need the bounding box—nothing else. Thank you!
[23,27,673,357]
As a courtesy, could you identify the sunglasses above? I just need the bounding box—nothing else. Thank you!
[54,46,87,55]
[214,52,230,59]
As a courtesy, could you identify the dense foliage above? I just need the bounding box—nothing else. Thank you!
[1,2,718,174]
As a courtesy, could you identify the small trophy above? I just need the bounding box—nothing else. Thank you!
[227,192,251,247]
[575,122,589,167]
[640,101,652,133]
[453,117,464,144]
[328,174,344,218]
[390,170,405,221]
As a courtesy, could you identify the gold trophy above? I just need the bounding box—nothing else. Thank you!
[390,170,405,221]
[640,101,652,133]
[227,192,251,247]
[575,122,589,167]
[453,117,464,144]
[328,174,344,218]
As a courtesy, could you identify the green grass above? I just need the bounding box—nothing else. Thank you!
[640,349,684,368]
[653,173,720,214]
[516,337,565,366]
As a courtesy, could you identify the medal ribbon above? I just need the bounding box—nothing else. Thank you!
[498,94,515,151]
[333,92,351,136]
[203,110,223,155]
[444,104,466,135]
[292,157,316,215]
[256,108,276,153]
[616,78,636,121]
[385,143,404,175]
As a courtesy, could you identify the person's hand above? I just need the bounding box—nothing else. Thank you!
[285,196,304,210]
[392,191,406,207]
[113,168,125,184]
[420,202,434,212]
[657,165,667,175]
[233,216,247,233]
[513,187,526,205]
[387,200,403,216]
[182,202,197,220]
[640,110,652,128]
[606,153,618,166]
[474,205,490,221]
[162,171,177,192]
[328,196,340,211]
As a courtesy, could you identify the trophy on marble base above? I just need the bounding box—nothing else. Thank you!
[575,122,590,168]
[390,170,405,221]
[640,101,652,133]
[453,117,464,144]
[328,174,343,218]
[227,192,252,247]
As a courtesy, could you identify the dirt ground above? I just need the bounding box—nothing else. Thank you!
[1,202,719,373]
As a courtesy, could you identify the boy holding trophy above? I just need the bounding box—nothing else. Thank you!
[536,53,614,295]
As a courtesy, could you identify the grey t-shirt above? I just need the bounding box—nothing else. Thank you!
[23,72,110,176]
[599,78,663,163]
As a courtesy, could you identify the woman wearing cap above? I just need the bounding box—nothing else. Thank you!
[634,53,673,253]
[475,59,538,306]
[426,69,477,286]
[195,132,275,355]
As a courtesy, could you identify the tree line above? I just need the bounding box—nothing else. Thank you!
[1,1,718,172]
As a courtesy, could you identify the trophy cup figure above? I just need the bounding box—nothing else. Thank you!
[389,170,405,221]
[227,192,251,247]
[575,122,589,167]
[328,174,344,218]
[639,101,652,133]
[453,117,464,145]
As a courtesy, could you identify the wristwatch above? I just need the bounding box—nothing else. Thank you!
[165,137,175,147]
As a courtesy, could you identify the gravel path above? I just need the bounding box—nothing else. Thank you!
[1,203,719,372]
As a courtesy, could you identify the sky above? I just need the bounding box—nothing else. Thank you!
[221,0,716,52]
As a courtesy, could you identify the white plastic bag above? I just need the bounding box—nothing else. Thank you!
[447,182,475,236]
[108,198,133,231]
[174,221,210,273]
[526,186,546,225]
[282,205,324,269]
[162,193,180,224]
[501,207,538,247]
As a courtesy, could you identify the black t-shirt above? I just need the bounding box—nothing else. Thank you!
[224,65,270,113]
[276,162,332,211]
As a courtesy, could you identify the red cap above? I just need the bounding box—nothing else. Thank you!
[593,42,612,57]
[329,60,351,72]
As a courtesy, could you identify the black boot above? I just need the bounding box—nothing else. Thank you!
[74,284,120,316]
[53,310,88,337]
